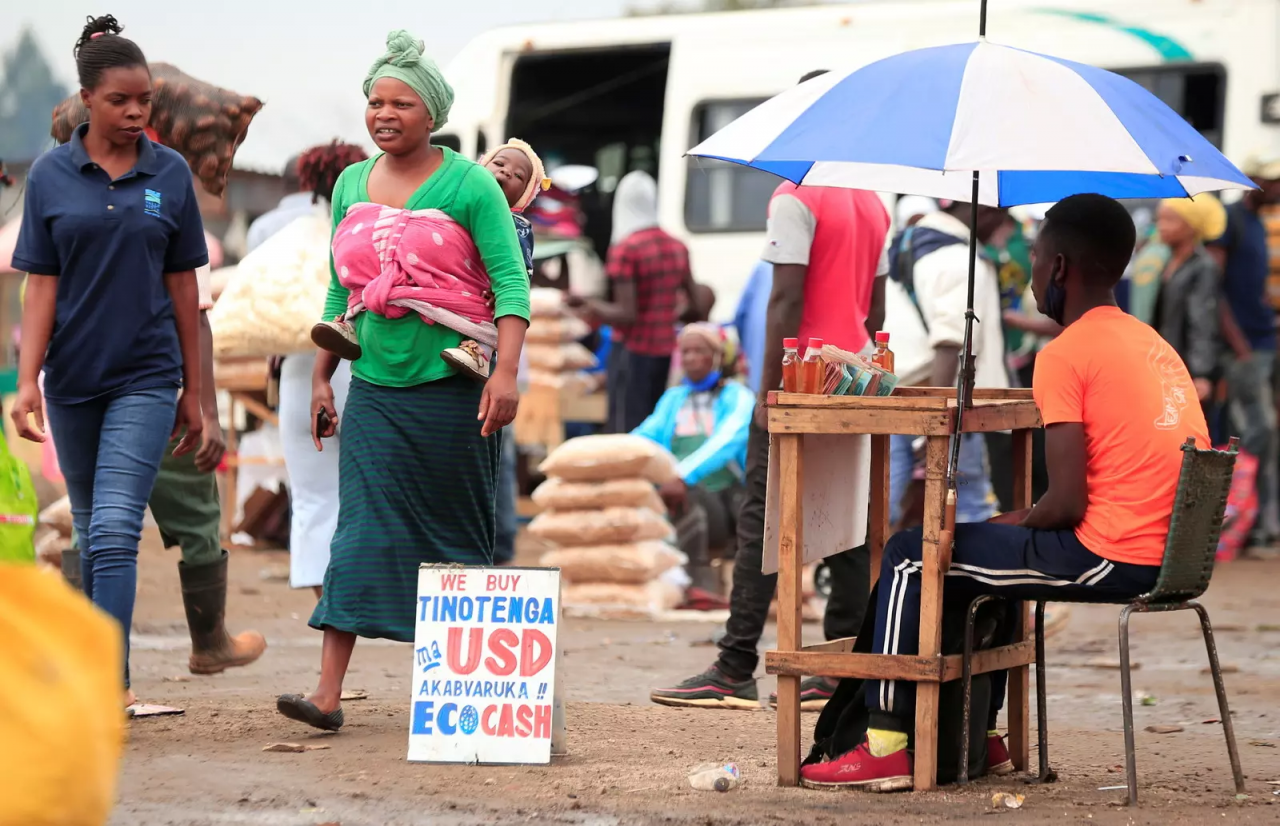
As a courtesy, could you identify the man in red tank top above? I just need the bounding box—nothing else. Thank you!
[650,70,892,711]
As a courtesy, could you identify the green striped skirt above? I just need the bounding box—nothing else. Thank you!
[309,375,500,642]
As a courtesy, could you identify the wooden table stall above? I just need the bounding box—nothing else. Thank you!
[765,387,1042,790]
[513,384,607,450]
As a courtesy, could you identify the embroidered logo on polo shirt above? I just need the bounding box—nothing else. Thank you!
[144,189,162,218]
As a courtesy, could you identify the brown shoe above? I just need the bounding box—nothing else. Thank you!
[179,551,267,675]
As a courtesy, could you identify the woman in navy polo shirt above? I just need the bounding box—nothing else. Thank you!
[11,15,207,708]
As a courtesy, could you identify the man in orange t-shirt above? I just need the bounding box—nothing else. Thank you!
[802,194,1209,791]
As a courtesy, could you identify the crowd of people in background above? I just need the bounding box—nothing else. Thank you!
[10,12,1280,769]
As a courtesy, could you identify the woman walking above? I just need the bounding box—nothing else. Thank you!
[268,142,368,596]
[276,30,530,731]
[11,15,208,708]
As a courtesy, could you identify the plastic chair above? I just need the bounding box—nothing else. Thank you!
[959,437,1245,805]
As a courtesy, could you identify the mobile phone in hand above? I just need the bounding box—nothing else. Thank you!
[316,407,332,436]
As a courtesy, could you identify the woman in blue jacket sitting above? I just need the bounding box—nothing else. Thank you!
[633,323,753,595]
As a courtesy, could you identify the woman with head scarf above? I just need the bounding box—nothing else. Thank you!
[570,170,696,433]
[1154,194,1226,401]
[276,30,530,732]
[631,323,753,595]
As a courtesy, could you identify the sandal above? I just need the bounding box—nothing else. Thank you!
[276,693,344,732]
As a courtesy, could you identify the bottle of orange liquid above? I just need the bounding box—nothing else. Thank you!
[799,337,825,394]
[781,338,801,392]
[871,331,895,374]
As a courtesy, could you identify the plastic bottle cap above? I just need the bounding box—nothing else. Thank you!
[807,337,824,349]
[875,331,890,343]
[782,338,799,348]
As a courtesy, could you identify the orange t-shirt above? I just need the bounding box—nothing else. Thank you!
[1032,306,1210,566]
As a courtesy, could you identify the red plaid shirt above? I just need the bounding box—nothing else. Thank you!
[606,227,690,356]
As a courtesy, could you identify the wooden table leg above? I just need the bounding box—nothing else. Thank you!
[776,432,804,787]
[913,434,950,791]
[1007,428,1034,771]
[868,434,890,589]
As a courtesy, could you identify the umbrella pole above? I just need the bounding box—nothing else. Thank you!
[947,170,982,488]
[947,0,988,486]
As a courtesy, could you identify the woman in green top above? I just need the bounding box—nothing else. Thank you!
[276,31,530,732]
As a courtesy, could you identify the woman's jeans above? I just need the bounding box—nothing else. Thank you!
[46,386,179,688]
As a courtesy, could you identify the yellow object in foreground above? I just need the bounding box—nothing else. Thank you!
[0,566,125,826]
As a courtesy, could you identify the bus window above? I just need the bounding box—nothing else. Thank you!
[685,99,780,233]
[1116,63,1226,148]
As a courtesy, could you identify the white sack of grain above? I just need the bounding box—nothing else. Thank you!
[538,434,679,484]
[539,541,685,584]
[528,507,673,547]
[531,477,665,515]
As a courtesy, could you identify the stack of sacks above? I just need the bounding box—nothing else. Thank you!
[524,288,597,391]
[533,435,686,618]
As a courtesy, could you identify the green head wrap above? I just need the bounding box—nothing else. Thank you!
[363,30,454,130]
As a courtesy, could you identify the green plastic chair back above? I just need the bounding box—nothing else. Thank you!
[1141,437,1237,605]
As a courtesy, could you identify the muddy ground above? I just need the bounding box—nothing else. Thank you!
[114,532,1280,825]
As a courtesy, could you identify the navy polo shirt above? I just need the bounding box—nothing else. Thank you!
[13,124,209,404]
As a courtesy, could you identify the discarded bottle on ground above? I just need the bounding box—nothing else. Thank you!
[688,762,740,791]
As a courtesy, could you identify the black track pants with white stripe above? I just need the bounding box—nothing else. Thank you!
[866,523,1160,723]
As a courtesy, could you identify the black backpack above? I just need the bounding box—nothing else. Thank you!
[804,582,1015,784]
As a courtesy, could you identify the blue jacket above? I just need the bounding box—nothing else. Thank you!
[632,380,754,487]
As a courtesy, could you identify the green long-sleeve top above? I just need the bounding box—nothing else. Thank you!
[323,148,531,387]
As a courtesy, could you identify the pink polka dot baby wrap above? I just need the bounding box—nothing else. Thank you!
[331,203,497,347]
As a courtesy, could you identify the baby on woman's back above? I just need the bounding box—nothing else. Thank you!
[312,138,546,381]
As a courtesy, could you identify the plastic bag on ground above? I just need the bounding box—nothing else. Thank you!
[531,477,666,514]
[539,541,686,584]
[539,434,680,484]
[0,567,125,825]
[51,63,263,197]
[528,507,673,547]
[209,211,331,359]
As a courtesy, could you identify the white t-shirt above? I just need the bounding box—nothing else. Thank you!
[762,194,890,276]
[196,264,214,311]
[884,211,1008,389]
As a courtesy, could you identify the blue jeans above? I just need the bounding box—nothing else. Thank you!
[889,433,996,526]
[46,386,179,688]
[493,426,518,564]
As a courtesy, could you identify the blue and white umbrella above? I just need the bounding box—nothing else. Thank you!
[689,30,1253,489]
[688,40,1254,207]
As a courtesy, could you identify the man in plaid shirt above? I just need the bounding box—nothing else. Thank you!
[573,169,695,433]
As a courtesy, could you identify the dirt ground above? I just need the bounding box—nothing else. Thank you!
[113,531,1280,826]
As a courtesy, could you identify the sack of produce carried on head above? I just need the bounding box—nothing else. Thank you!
[51,63,263,197]
[538,434,680,484]
[208,211,332,359]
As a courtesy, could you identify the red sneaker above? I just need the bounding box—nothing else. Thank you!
[800,742,913,792]
[987,734,1014,776]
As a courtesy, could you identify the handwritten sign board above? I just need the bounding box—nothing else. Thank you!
[408,565,560,765]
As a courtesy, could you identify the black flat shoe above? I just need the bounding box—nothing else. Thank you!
[276,693,344,731]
